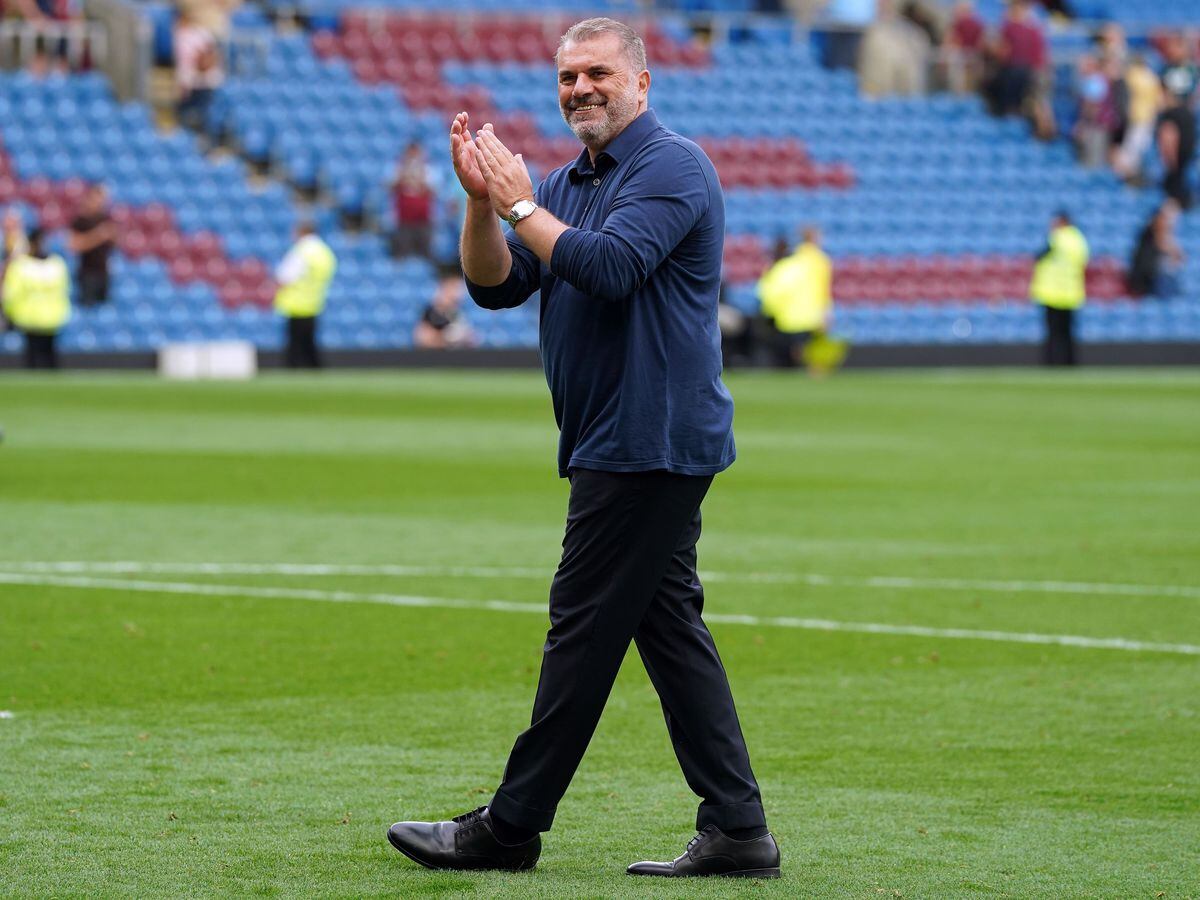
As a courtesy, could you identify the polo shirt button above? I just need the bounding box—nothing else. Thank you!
[592,178,600,186]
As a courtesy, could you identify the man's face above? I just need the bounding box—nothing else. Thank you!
[557,34,647,151]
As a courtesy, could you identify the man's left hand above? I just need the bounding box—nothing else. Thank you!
[473,128,535,221]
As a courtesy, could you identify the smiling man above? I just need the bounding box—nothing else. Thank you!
[385,18,779,879]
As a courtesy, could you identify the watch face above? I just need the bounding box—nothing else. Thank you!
[513,201,536,218]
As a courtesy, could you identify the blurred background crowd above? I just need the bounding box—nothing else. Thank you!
[1,0,1198,368]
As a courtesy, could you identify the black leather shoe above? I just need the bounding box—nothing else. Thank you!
[627,825,780,878]
[386,806,541,871]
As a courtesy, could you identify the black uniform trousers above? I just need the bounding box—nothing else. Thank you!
[489,468,766,834]
[22,331,58,369]
[285,315,321,368]
[1042,306,1077,366]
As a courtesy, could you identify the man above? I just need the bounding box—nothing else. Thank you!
[389,142,436,259]
[1157,44,1197,210]
[989,0,1046,118]
[1114,54,1163,184]
[173,6,223,133]
[413,270,476,349]
[1030,210,1088,366]
[2,227,71,369]
[757,226,833,371]
[68,184,115,307]
[273,222,336,368]
[386,18,779,880]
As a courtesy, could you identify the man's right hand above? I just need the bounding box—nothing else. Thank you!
[450,112,490,201]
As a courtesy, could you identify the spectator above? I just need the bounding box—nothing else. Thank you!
[1,227,70,369]
[987,0,1047,119]
[389,142,437,259]
[68,183,115,307]
[274,222,337,368]
[1030,210,1088,367]
[1128,199,1185,298]
[1159,34,1199,105]
[942,1,986,94]
[174,7,223,133]
[756,226,834,372]
[858,0,931,98]
[1156,75,1195,210]
[414,271,476,349]
[1114,54,1163,184]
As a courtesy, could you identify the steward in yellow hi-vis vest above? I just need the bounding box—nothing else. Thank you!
[274,223,336,368]
[757,227,840,374]
[1030,211,1089,366]
[2,228,71,369]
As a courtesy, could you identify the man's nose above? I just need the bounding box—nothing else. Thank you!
[573,75,593,96]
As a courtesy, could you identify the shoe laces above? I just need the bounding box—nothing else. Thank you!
[452,806,487,827]
[686,826,715,853]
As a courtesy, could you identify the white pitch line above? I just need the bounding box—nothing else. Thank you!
[0,570,1197,657]
[3,560,1200,601]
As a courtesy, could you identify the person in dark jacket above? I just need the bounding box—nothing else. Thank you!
[385,17,778,881]
[1128,199,1184,297]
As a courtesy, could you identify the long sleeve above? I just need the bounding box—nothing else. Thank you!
[549,145,710,302]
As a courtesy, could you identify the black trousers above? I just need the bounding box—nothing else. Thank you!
[490,468,766,833]
[1042,306,1077,366]
[23,331,58,369]
[77,268,110,307]
[285,315,321,368]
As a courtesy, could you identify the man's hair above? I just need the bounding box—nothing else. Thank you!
[556,18,647,74]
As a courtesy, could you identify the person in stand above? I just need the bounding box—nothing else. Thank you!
[756,226,833,373]
[68,183,115,307]
[386,17,777,880]
[2,227,70,369]
[413,271,477,349]
[1156,58,1197,210]
[1128,199,1184,298]
[389,142,436,259]
[1030,210,1088,366]
[1114,54,1163,184]
[273,222,336,369]
[173,7,223,133]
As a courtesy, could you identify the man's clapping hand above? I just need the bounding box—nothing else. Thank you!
[450,112,490,201]
[472,127,536,220]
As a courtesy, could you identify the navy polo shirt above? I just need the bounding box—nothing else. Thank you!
[466,109,735,478]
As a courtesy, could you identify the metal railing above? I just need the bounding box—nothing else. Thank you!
[0,19,108,72]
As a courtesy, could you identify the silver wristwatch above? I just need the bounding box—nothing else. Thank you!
[505,199,538,228]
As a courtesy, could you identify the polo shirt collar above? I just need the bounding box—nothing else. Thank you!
[568,109,660,181]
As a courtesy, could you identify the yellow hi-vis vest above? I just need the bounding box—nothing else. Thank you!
[2,253,70,333]
[274,235,337,318]
[1030,224,1089,310]
[757,243,833,333]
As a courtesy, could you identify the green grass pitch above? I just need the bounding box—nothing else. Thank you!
[1,368,1198,898]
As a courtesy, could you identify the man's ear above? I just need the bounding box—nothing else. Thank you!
[639,69,651,100]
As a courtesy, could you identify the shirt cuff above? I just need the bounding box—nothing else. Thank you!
[464,268,525,309]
